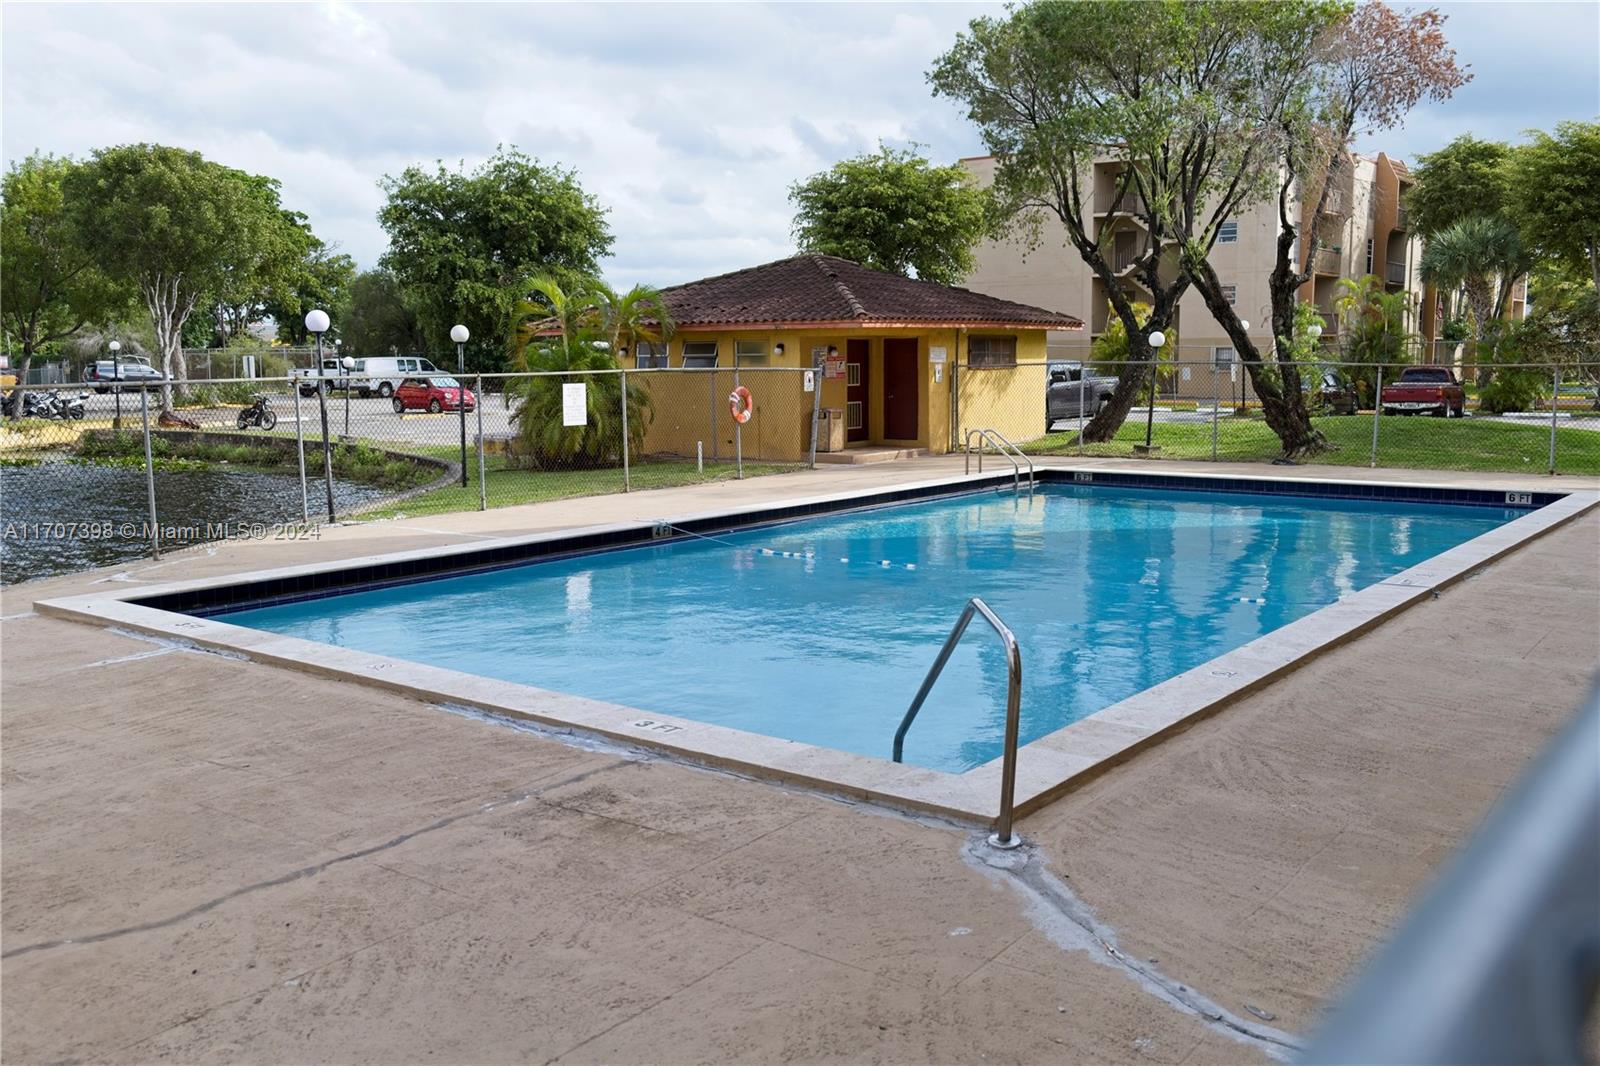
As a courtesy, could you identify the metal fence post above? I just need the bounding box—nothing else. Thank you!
[293,382,308,523]
[620,369,631,492]
[808,365,822,469]
[1370,366,1384,468]
[1211,362,1219,461]
[732,366,744,480]
[1548,365,1560,475]
[1076,373,1086,457]
[476,373,488,510]
[139,386,160,559]
[317,378,336,522]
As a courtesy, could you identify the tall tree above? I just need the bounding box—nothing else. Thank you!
[341,268,425,355]
[64,145,297,408]
[1174,1,1467,455]
[1506,121,1600,291]
[377,147,612,371]
[1420,214,1534,376]
[789,146,994,285]
[1405,134,1511,238]
[932,1,1339,445]
[590,281,676,361]
[1,154,129,416]
[267,237,358,346]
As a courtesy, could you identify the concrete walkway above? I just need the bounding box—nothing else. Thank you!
[3,457,1596,1063]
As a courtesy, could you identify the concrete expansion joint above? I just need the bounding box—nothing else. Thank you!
[104,626,250,663]
[961,835,1303,1060]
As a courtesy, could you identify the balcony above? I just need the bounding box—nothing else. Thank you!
[1394,206,1409,230]
[1314,246,1342,275]
[1323,188,1350,216]
[1317,309,1339,336]
[1096,194,1143,217]
[1386,261,1406,286]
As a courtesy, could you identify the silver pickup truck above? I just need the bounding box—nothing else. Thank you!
[1046,362,1118,430]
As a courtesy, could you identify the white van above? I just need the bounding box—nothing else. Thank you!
[294,356,447,398]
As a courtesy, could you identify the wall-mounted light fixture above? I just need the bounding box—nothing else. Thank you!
[827,345,839,358]
[619,345,629,360]
[774,343,785,358]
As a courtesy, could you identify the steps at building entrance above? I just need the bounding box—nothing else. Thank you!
[814,446,928,465]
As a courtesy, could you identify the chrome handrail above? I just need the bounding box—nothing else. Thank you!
[892,596,1025,849]
[964,427,1035,494]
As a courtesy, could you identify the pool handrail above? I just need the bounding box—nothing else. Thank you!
[892,596,1025,849]
[964,428,1035,494]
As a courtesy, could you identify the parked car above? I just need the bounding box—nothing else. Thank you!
[1303,368,1359,415]
[293,355,449,398]
[83,357,166,393]
[392,376,476,414]
[1380,365,1466,418]
[1046,362,1118,429]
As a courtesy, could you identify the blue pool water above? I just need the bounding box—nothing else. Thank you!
[221,486,1516,772]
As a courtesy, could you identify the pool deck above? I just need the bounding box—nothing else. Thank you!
[4,456,1598,1063]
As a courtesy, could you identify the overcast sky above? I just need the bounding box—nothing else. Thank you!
[4,2,1597,289]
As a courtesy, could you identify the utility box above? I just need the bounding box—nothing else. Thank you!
[814,407,846,452]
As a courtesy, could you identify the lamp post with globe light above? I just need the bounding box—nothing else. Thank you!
[451,325,469,487]
[341,356,356,436]
[109,340,122,431]
[1143,330,1167,448]
[305,309,336,522]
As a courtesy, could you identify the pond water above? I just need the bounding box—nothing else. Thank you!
[1,461,389,584]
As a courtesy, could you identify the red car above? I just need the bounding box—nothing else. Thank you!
[392,376,476,414]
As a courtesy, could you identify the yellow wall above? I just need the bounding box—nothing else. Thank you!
[620,326,1053,458]
[953,332,1049,447]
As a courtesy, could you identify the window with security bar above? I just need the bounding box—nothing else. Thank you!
[846,401,863,430]
[968,335,1017,368]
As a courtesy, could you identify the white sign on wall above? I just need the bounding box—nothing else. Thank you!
[803,370,816,393]
[561,382,587,427]
[929,346,948,364]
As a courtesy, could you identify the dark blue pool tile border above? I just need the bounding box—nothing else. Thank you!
[139,470,1567,618]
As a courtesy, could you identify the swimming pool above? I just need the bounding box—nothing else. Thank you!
[217,483,1519,773]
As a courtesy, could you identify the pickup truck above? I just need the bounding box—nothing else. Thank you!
[1380,366,1465,418]
[83,357,166,392]
[1046,362,1118,430]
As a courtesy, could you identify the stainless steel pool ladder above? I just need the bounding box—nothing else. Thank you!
[964,428,1034,495]
[892,596,1024,849]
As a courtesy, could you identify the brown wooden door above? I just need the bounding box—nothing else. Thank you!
[882,338,919,441]
[845,339,869,442]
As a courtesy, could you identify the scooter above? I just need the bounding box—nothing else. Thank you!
[236,394,279,431]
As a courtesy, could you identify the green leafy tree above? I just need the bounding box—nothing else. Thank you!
[378,147,613,371]
[931,0,1357,454]
[1333,275,1414,405]
[1088,303,1178,401]
[1506,121,1600,292]
[1405,135,1512,237]
[590,281,675,360]
[789,146,994,285]
[63,144,300,408]
[506,276,650,469]
[1420,215,1534,379]
[1,154,130,416]
[341,268,426,355]
[266,238,358,346]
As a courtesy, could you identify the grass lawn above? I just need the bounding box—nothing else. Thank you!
[1024,412,1600,475]
[358,450,797,519]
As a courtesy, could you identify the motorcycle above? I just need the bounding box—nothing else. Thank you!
[236,394,279,431]
[3,391,87,420]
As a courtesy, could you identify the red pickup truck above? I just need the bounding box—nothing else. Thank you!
[1380,366,1466,418]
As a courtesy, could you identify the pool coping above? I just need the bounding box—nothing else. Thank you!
[33,468,1600,829]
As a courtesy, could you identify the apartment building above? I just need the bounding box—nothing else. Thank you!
[960,151,1448,396]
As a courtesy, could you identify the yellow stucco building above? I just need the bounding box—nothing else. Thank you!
[626,255,1082,460]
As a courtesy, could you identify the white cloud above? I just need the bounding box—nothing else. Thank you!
[5,1,1594,291]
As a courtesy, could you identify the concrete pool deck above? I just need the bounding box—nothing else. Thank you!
[4,456,1598,1063]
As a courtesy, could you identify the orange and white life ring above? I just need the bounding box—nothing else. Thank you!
[729,386,754,424]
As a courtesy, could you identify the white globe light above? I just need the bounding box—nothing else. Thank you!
[341,356,355,370]
[450,324,470,344]
[304,309,330,334]
[1239,320,1251,333]
[1147,330,1166,349]
[108,340,121,353]
[1307,323,1324,339]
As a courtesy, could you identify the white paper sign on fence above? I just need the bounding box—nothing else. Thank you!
[561,382,587,426]
[803,370,815,393]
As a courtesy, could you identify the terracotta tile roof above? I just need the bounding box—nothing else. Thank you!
[656,254,1083,331]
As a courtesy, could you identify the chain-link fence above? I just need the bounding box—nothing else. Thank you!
[975,355,1600,475]
[0,367,821,583]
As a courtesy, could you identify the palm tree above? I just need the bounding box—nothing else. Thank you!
[1334,275,1415,404]
[590,281,676,364]
[1420,216,1534,379]
[506,275,651,469]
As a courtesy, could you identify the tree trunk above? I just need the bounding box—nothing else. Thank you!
[5,345,36,422]
[1078,351,1154,443]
